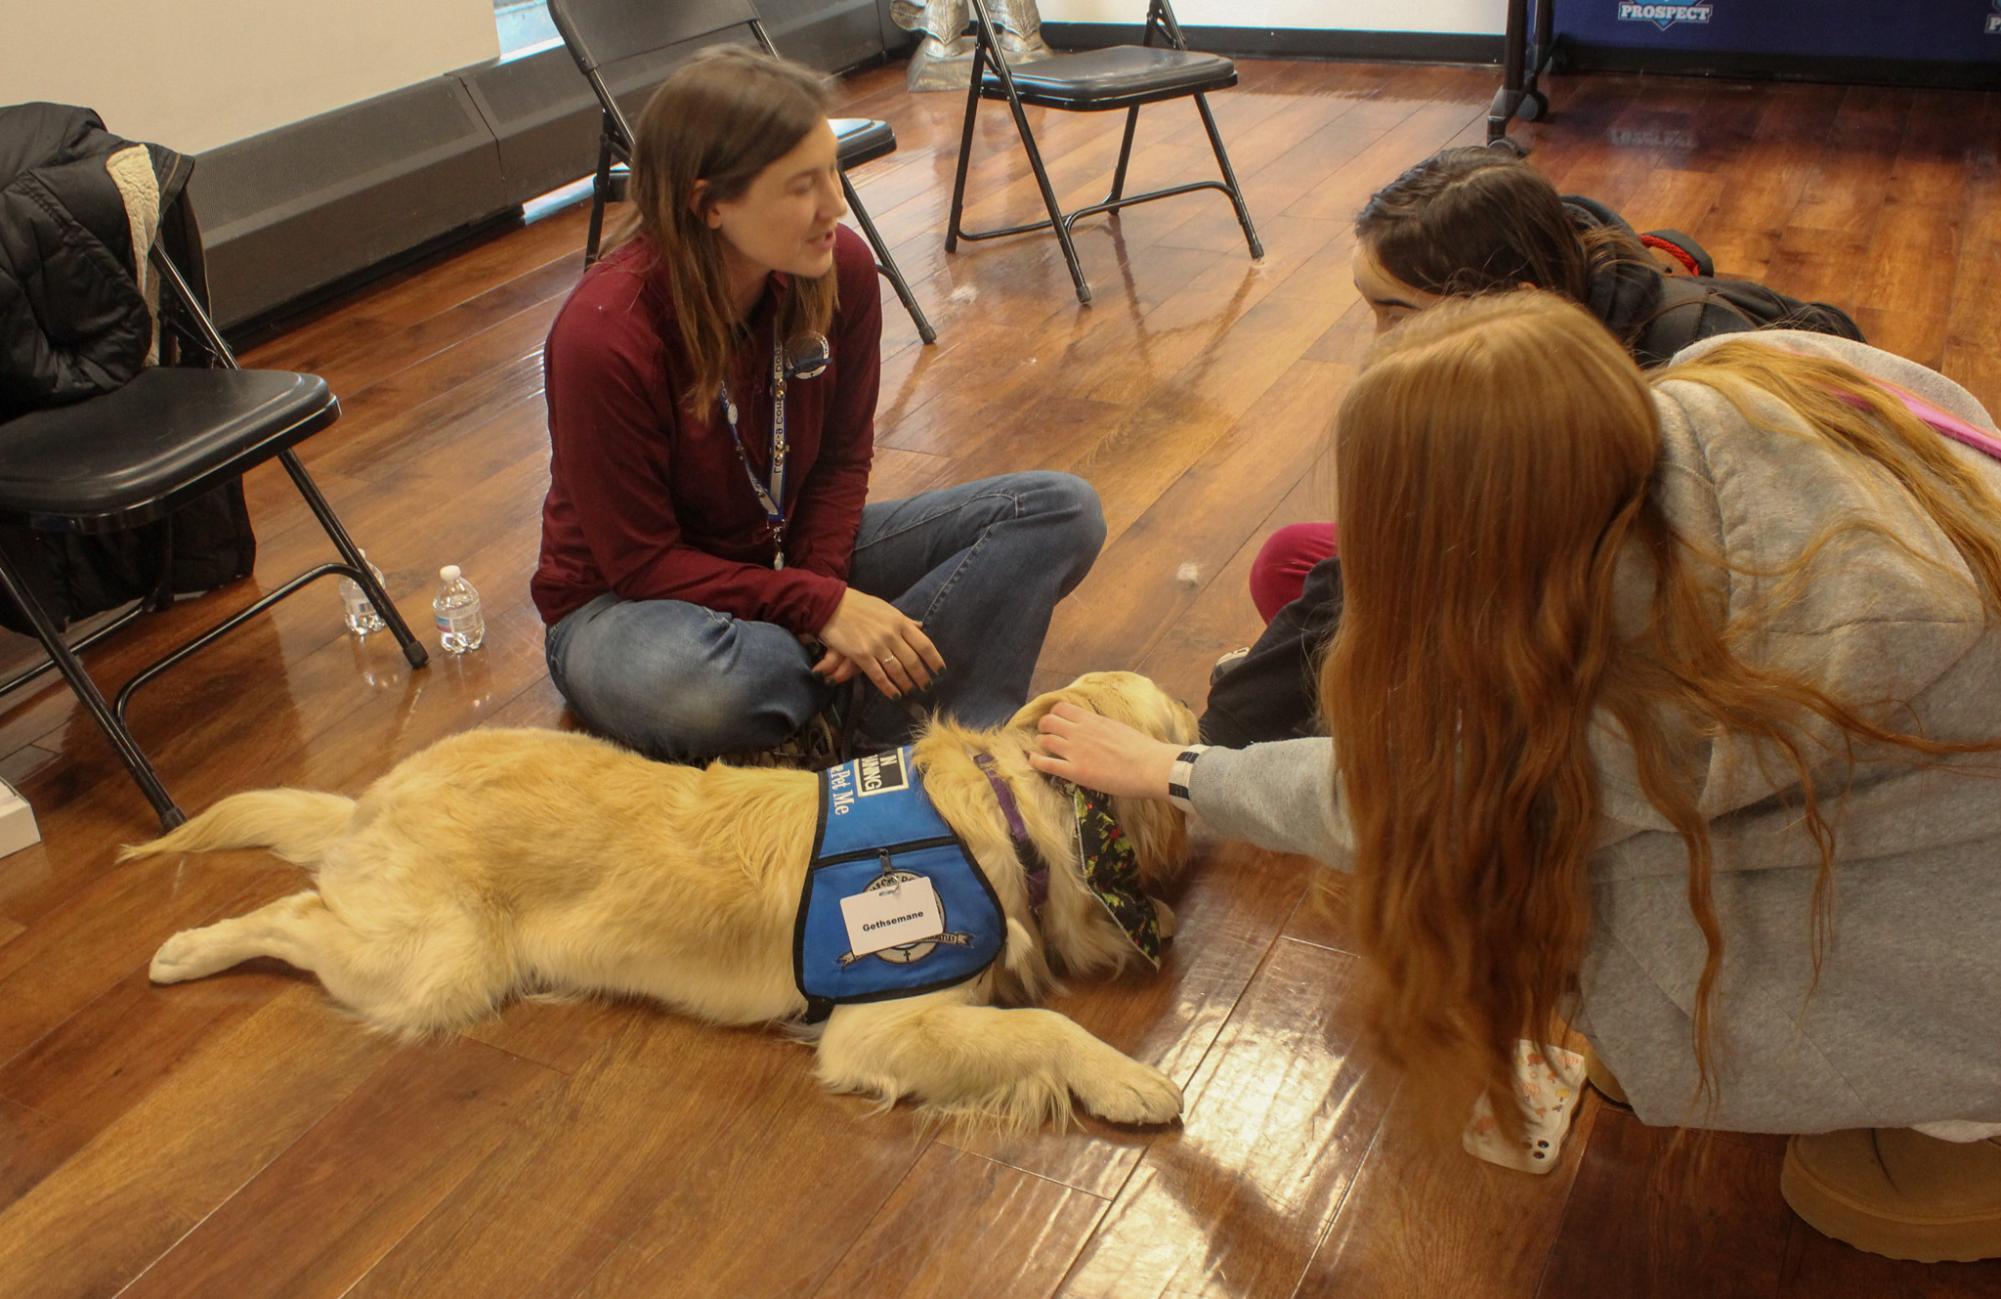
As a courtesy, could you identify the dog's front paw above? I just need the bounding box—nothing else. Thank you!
[1073,1056,1182,1126]
[149,929,208,984]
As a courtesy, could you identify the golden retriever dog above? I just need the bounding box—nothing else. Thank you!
[124,671,1198,1129]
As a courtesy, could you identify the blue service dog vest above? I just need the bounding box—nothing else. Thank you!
[793,746,1006,1020]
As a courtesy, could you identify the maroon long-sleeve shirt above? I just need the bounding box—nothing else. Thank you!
[531,225,881,633]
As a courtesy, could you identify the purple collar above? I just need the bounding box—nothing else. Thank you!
[972,752,1049,915]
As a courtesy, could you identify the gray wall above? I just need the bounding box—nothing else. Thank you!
[198,1,902,332]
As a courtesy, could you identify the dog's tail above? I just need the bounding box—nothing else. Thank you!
[117,789,356,867]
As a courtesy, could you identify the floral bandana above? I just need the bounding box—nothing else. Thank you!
[1067,783,1162,969]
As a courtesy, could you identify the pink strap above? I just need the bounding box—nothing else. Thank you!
[1879,383,2001,462]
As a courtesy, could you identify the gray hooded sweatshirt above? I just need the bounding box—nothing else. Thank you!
[1188,331,2001,1134]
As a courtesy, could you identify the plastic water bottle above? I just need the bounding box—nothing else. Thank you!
[338,551,388,636]
[432,565,486,654]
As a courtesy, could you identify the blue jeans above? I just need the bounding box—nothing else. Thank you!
[545,471,1105,761]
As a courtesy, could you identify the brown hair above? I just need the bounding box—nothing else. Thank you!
[1321,293,2001,1129]
[1356,147,1601,299]
[617,45,838,412]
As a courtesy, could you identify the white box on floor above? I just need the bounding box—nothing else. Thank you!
[0,778,41,858]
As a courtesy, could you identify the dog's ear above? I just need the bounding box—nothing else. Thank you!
[1120,673,1200,749]
[1007,683,1078,733]
[1029,672,1199,749]
[1007,675,1137,735]
[1007,671,1153,735]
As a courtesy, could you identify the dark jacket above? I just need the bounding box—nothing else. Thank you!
[1201,551,1344,748]
[1200,197,1866,747]
[0,102,254,633]
[0,103,192,417]
[1565,195,1864,368]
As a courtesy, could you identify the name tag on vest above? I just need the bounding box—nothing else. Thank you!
[840,876,945,957]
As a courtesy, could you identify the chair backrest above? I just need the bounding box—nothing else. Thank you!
[969,0,1186,71]
[548,0,773,149]
[547,0,759,73]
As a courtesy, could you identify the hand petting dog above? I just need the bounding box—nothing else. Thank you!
[1030,701,1181,800]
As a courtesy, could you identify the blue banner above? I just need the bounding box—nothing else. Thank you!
[1554,0,2001,64]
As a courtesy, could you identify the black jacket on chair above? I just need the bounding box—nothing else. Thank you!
[0,103,189,417]
[0,102,254,633]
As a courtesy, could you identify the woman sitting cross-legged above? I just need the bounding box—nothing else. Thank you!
[533,47,1104,763]
[1035,293,2001,1263]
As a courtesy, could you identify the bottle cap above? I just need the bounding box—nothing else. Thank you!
[440,565,461,580]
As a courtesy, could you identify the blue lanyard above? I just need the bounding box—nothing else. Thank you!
[718,339,789,570]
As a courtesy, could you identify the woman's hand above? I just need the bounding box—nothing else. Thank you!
[1029,701,1181,800]
[814,590,945,699]
[808,647,861,686]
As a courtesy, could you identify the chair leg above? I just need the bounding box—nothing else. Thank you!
[1106,105,1141,205]
[1490,0,1530,144]
[278,449,429,669]
[997,88,1092,304]
[585,134,613,266]
[945,46,987,253]
[1194,93,1263,261]
[0,557,184,828]
[844,172,936,344]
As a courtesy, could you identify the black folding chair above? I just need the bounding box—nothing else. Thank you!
[0,232,427,829]
[946,0,1262,305]
[1488,0,1555,145]
[549,0,937,343]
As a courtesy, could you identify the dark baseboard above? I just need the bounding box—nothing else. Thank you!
[194,12,899,337]
[192,42,600,336]
[218,209,534,350]
[1042,22,1504,65]
[192,76,518,333]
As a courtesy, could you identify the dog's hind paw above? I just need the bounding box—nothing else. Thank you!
[1074,1058,1182,1126]
[149,930,210,984]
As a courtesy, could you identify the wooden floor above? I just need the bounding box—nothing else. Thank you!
[1,56,1998,1299]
